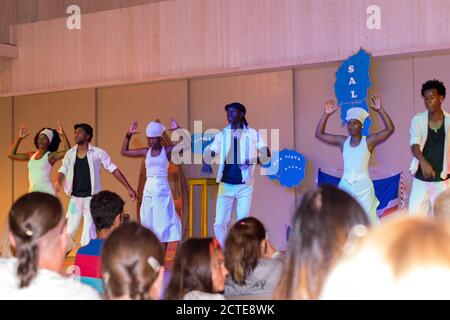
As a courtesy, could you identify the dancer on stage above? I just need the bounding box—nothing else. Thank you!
[315,94,394,224]
[201,102,271,246]
[57,123,137,247]
[409,79,450,215]
[121,120,182,246]
[8,122,70,195]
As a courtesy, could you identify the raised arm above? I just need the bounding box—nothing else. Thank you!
[367,93,395,151]
[8,125,33,161]
[315,98,347,148]
[121,121,148,157]
[48,121,71,164]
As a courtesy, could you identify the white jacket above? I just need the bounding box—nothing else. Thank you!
[208,125,267,185]
[409,110,450,179]
[58,144,118,196]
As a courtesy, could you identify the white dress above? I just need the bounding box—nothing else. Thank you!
[338,137,380,224]
[140,147,182,242]
[28,151,55,195]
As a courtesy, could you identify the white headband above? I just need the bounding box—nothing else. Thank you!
[40,129,54,143]
[146,122,166,138]
[345,107,369,125]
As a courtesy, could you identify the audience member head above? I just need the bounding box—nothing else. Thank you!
[273,185,369,299]
[165,238,228,299]
[321,216,450,299]
[225,217,267,285]
[8,192,66,288]
[101,222,165,300]
[90,190,124,237]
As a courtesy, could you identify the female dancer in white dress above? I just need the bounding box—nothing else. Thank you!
[315,94,395,224]
[121,120,182,246]
[8,122,71,195]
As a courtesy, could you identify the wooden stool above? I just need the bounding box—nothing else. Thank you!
[188,178,218,237]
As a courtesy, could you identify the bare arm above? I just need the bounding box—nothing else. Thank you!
[112,169,137,201]
[257,147,271,165]
[201,149,216,177]
[367,93,395,151]
[315,98,346,148]
[165,118,191,161]
[54,172,65,193]
[121,121,148,157]
[8,125,32,161]
[49,122,71,164]
[411,144,435,179]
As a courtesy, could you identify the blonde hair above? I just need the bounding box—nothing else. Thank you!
[321,216,450,299]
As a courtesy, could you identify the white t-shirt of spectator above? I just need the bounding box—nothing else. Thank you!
[0,258,100,300]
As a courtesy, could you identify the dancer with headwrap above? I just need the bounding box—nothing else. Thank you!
[315,94,394,224]
[8,122,70,195]
[121,119,182,246]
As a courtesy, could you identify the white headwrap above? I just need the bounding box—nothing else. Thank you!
[146,122,166,138]
[40,129,54,143]
[345,107,369,125]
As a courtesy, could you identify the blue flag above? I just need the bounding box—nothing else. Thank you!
[263,149,307,188]
[335,49,372,136]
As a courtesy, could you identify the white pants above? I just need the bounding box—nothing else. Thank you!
[66,196,96,246]
[339,178,380,225]
[214,183,254,247]
[140,177,182,242]
[409,178,450,216]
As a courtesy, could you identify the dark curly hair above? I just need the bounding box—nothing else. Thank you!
[74,123,93,142]
[421,79,446,98]
[90,191,124,231]
[33,128,61,152]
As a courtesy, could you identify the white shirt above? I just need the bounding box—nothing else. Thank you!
[183,290,225,300]
[409,110,450,179]
[58,144,118,196]
[208,125,268,185]
[0,258,100,300]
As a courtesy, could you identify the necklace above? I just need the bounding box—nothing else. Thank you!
[430,124,442,133]
[429,120,443,133]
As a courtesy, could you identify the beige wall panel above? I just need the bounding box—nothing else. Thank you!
[97,80,188,221]
[369,57,415,188]
[0,97,13,239]
[3,0,450,96]
[294,62,344,194]
[190,70,295,250]
[13,89,96,211]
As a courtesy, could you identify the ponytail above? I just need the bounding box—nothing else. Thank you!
[9,192,64,288]
[16,240,39,288]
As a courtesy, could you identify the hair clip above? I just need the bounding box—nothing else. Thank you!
[25,229,33,237]
[147,256,160,273]
[103,272,110,283]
